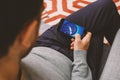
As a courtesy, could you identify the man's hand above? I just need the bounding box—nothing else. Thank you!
[70,32,92,50]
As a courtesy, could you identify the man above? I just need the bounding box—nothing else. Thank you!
[0,0,92,80]
[22,0,120,80]
[1,0,119,80]
[0,0,44,80]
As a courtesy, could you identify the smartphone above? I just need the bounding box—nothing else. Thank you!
[58,19,86,38]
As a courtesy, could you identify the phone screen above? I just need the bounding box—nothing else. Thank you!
[59,19,85,37]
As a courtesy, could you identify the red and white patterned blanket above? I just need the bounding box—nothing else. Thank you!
[42,0,120,26]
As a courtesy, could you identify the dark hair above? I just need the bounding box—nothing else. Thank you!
[0,0,43,57]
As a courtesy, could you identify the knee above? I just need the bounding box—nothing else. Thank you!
[98,0,115,9]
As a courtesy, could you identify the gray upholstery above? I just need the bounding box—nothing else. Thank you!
[100,29,120,80]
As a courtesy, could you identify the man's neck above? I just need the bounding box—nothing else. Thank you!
[0,54,21,80]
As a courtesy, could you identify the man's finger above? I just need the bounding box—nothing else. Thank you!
[71,38,75,41]
[71,41,74,46]
[82,32,92,43]
[75,34,81,42]
[70,47,74,50]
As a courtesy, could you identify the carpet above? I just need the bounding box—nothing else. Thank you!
[41,0,120,26]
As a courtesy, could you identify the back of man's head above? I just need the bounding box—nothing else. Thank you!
[0,0,43,58]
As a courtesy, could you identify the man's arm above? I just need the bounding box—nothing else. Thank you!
[72,50,92,80]
[71,32,92,80]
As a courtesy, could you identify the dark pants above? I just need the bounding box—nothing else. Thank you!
[36,0,120,80]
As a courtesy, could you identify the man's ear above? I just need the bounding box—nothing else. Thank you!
[19,20,39,49]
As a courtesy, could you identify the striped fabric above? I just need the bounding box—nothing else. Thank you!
[42,0,120,25]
